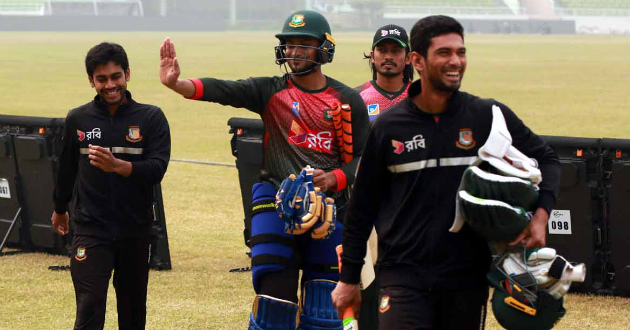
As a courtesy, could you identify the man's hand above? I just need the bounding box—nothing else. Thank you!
[313,169,336,192]
[159,37,196,98]
[331,281,361,320]
[509,208,548,248]
[88,145,131,177]
[159,37,181,89]
[51,211,69,236]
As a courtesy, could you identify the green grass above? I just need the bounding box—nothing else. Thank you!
[1,32,630,329]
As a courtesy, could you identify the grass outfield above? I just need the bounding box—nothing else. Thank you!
[1,31,629,329]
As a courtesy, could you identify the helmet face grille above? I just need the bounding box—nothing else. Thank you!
[489,251,567,330]
[274,42,335,75]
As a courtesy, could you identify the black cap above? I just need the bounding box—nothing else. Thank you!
[372,24,409,50]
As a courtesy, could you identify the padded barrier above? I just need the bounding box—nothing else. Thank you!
[601,138,630,296]
[541,136,604,293]
[228,117,265,249]
[0,133,22,246]
[0,114,171,270]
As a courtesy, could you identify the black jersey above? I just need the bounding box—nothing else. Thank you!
[53,92,171,240]
[340,80,561,290]
[189,75,369,196]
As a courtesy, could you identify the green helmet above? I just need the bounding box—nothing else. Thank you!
[487,251,569,330]
[275,10,336,71]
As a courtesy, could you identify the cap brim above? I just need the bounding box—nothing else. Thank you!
[372,37,407,50]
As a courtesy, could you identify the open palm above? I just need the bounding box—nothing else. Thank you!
[159,37,181,88]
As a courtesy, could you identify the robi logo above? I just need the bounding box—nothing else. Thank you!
[392,140,404,154]
[77,130,85,141]
[288,120,333,153]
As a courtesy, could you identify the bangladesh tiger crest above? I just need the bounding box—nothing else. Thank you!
[126,126,143,143]
[379,295,391,313]
[75,247,87,261]
[289,14,305,28]
[455,128,476,150]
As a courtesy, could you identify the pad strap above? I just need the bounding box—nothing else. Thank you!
[252,255,292,267]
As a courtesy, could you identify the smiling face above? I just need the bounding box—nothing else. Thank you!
[371,39,410,78]
[283,36,321,73]
[88,61,130,106]
[413,32,466,92]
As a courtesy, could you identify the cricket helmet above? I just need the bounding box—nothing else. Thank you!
[487,248,586,330]
[275,10,336,73]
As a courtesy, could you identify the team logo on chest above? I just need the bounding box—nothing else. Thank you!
[291,102,300,117]
[392,134,426,155]
[455,128,476,150]
[126,126,143,143]
[288,120,333,153]
[367,104,380,120]
[77,128,101,141]
[392,140,404,155]
[321,108,334,126]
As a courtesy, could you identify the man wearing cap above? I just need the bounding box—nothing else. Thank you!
[160,9,369,330]
[353,24,413,330]
[356,24,413,122]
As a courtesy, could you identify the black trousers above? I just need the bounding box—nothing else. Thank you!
[70,235,151,330]
[358,267,379,330]
[378,285,488,330]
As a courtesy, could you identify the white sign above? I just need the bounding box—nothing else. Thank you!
[548,210,572,234]
[0,178,10,199]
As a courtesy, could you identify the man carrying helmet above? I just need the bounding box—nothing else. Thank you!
[332,15,561,330]
[159,9,369,330]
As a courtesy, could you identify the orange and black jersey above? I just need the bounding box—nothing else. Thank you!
[340,80,561,291]
[53,92,171,240]
[356,80,409,122]
[188,75,369,195]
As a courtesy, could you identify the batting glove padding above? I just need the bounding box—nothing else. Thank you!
[276,166,337,239]
[501,247,586,300]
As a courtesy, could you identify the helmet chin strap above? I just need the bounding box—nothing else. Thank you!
[288,62,320,76]
[278,57,321,76]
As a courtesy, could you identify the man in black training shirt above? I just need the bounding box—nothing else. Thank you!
[52,42,171,330]
[332,15,560,330]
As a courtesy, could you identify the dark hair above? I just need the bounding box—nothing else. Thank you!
[85,42,129,77]
[410,15,464,58]
[363,52,414,84]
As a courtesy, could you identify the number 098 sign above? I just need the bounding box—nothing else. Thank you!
[548,210,572,235]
